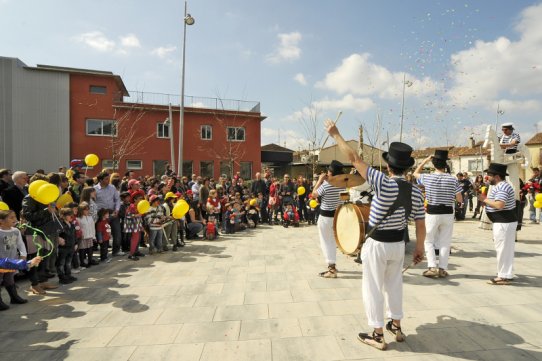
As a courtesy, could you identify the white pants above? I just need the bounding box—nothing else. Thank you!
[361,237,404,328]
[492,222,517,279]
[424,213,454,269]
[317,215,336,265]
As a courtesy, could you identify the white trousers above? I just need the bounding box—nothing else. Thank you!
[492,222,517,279]
[361,237,404,328]
[317,215,336,265]
[424,213,454,269]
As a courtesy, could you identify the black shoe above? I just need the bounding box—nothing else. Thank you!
[163,246,169,252]
[172,246,178,252]
[59,277,73,285]
[68,276,78,282]
[134,251,145,257]
[90,259,100,265]
[6,285,28,304]
[45,272,56,279]
[128,255,140,261]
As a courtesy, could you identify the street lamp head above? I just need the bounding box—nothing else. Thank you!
[185,14,195,25]
[163,118,170,126]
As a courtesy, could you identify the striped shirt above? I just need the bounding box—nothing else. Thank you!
[498,132,520,152]
[367,167,425,230]
[316,180,343,211]
[486,181,516,212]
[419,173,462,207]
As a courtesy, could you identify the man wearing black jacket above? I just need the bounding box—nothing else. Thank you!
[251,172,268,222]
[1,171,27,219]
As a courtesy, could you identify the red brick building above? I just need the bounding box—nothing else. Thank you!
[1,57,263,178]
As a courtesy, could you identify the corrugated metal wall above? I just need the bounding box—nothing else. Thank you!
[0,57,70,173]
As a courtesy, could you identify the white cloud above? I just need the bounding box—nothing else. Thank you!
[266,32,302,64]
[448,3,542,109]
[261,127,309,150]
[313,95,375,113]
[74,31,115,52]
[120,34,141,48]
[316,53,438,100]
[151,45,177,59]
[294,73,307,85]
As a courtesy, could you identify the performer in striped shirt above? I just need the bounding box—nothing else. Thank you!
[325,120,425,351]
[413,150,463,278]
[498,123,521,154]
[478,163,518,285]
[311,160,344,278]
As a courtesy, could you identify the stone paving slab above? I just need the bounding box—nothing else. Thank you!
[1,212,542,360]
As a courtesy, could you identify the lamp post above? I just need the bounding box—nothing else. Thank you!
[495,104,504,131]
[399,74,413,143]
[177,1,195,177]
[163,111,175,173]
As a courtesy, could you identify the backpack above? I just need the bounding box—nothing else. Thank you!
[205,221,217,240]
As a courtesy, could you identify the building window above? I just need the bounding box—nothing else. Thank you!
[157,123,170,138]
[200,161,214,178]
[227,127,245,141]
[468,159,483,172]
[102,159,119,170]
[201,125,212,140]
[86,119,117,136]
[220,161,232,178]
[183,161,193,176]
[240,161,252,180]
[126,160,143,170]
[90,85,107,94]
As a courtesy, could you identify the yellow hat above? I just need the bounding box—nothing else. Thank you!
[165,191,178,200]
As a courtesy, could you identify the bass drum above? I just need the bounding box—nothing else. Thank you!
[333,203,370,255]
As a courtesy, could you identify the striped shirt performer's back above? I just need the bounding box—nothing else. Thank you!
[317,180,343,211]
[419,173,462,207]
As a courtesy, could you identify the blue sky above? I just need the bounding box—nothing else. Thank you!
[2,0,541,150]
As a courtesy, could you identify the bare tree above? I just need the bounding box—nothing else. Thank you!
[359,111,384,167]
[108,106,154,171]
[298,97,327,176]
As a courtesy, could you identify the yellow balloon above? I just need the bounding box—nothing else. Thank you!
[85,153,99,167]
[56,193,74,209]
[534,201,542,209]
[172,200,189,219]
[297,186,306,196]
[250,198,257,206]
[0,201,9,210]
[536,193,542,203]
[480,186,487,194]
[309,199,319,208]
[29,180,48,199]
[137,200,150,214]
[36,184,60,204]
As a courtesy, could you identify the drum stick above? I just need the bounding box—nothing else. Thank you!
[321,111,343,149]
[402,262,416,274]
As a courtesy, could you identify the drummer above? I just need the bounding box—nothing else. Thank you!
[325,120,425,350]
[413,150,463,278]
[311,160,344,278]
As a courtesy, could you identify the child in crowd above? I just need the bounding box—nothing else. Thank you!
[66,202,83,273]
[224,203,234,234]
[57,208,77,285]
[80,187,98,222]
[95,208,111,262]
[125,191,145,261]
[144,195,164,254]
[118,192,132,253]
[0,210,28,310]
[77,202,96,268]
[206,189,221,224]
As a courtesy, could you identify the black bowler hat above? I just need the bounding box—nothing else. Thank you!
[328,160,345,176]
[433,149,449,160]
[382,142,415,169]
[484,163,508,176]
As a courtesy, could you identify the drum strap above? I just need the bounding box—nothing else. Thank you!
[366,179,412,239]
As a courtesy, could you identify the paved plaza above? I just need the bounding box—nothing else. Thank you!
[1,216,541,361]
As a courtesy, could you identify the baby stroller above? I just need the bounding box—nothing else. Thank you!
[283,204,300,228]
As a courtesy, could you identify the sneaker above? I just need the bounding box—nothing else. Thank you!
[423,267,440,278]
[385,320,405,342]
[72,268,81,274]
[113,251,126,257]
[358,331,387,350]
[128,255,140,261]
[29,285,46,295]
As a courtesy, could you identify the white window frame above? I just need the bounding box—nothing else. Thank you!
[157,123,170,139]
[86,119,117,137]
[468,159,482,172]
[201,125,212,140]
[227,126,245,142]
[102,159,119,169]
[126,160,143,170]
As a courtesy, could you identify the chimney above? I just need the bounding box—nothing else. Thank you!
[469,136,475,149]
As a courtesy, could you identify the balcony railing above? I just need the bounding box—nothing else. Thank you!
[119,91,260,113]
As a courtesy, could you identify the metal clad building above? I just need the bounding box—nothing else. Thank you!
[0,57,70,172]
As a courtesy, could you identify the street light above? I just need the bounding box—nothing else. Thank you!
[399,74,413,142]
[163,113,175,173]
[177,1,195,177]
[495,104,504,131]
